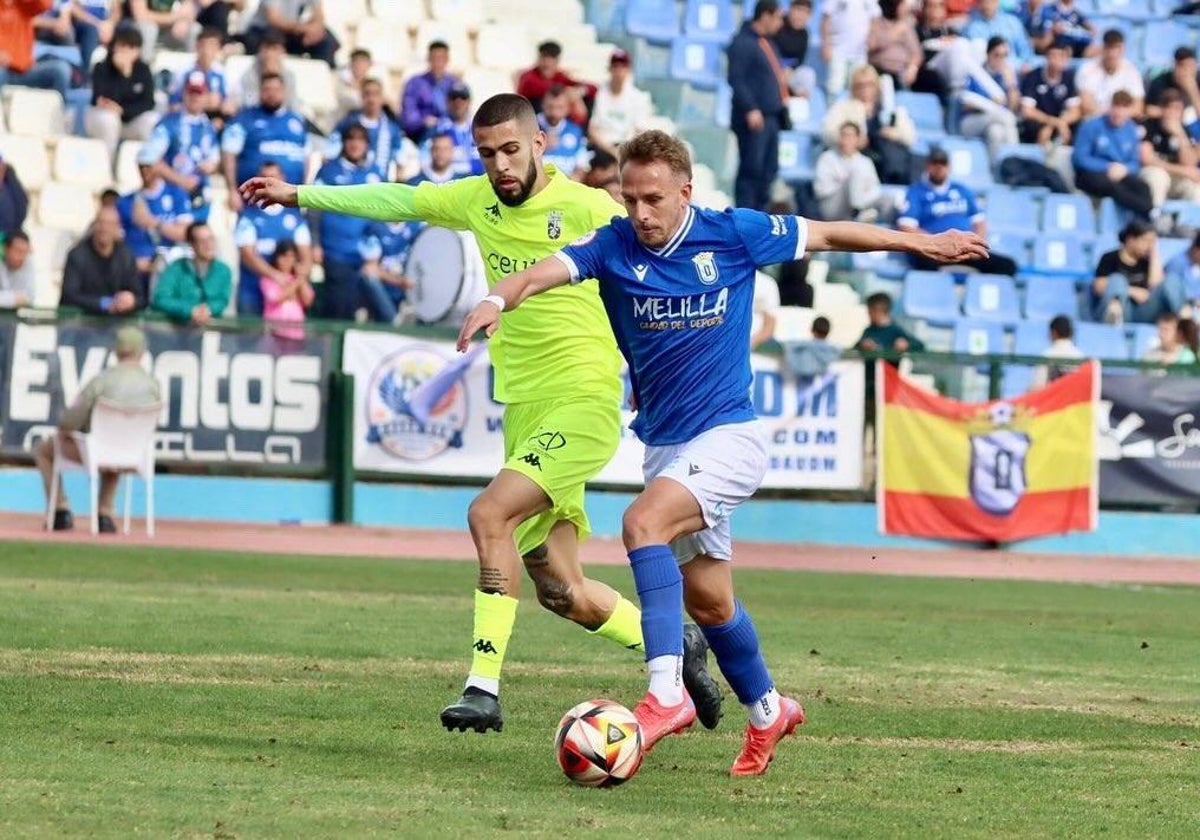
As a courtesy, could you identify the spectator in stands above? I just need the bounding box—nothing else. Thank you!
[1142,311,1198,366]
[784,315,841,379]
[1018,38,1080,147]
[538,86,590,181]
[117,150,194,277]
[867,0,922,93]
[1075,30,1143,118]
[822,64,917,186]
[194,0,242,35]
[814,121,886,222]
[233,161,312,315]
[328,77,415,178]
[360,216,418,325]
[222,72,308,212]
[401,40,461,142]
[897,146,1019,274]
[856,292,925,354]
[775,0,811,68]
[168,26,231,120]
[1072,90,1155,221]
[32,1,83,74]
[752,271,781,349]
[1029,315,1083,389]
[1091,220,1183,325]
[35,326,160,533]
[413,132,463,185]
[914,0,986,103]
[821,0,880,96]
[424,84,482,177]
[0,229,34,309]
[958,36,1020,160]
[234,27,299,111]
[335,47,375,115]
[241,0,338,67]
[69,1,121,83]
[150,221,231,324]
[964,0,1033,65]
[588,49,652,157]
[86,26,157,160]
[0,0,72,100]
[126,0,197,57]
[144,71,220,224]
[1140,90,1200,209]
[1165,231,1200,303]
[0,153,30,234]
[61,206,141,314]
[729,1,789,211]
[516,40,595,125]
[309,124,381,320]
[99,187,119,208]
[580,149,619,201]
[1031,0,1096,58]
[1146,47,1200,120]
[260,240,314,348]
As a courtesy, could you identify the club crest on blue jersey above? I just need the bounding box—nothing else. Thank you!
[692,251,719,285]
[547,210,563,240]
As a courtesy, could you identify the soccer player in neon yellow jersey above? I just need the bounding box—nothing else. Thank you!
[241,94,722,734]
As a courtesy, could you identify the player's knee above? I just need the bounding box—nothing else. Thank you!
[532,574,575,617]
[467,494,516,542]
[685,590,735,627]
[621,504,665,550]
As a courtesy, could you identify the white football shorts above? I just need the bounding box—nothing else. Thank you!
[642,421,768,564]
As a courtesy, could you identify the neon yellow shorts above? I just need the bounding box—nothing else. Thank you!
[502,395,622,556]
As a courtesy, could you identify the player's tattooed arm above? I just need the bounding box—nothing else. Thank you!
[478,567,510,596]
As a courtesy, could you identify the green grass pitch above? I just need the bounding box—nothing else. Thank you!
[1,540,1198,838]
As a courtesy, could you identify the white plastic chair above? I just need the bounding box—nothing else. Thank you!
[45,399,162,536]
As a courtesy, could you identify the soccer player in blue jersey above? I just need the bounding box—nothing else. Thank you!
[456,130,987,775]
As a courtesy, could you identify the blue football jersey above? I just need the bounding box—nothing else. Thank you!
[557,206,807,446]
[222,106,308,186]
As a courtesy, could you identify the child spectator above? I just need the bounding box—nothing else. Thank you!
[856,291,925,355]
[784,315,842,378]
[260,239,313,347]
[1030,314,1083,388]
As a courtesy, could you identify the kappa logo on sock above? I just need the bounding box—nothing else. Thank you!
[473,638,498,654]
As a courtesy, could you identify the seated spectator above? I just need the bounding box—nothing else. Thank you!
[1146,47,1200,121]
[144,71,220,224]
[335,47,377,116]
[61,206,142,315]
[1165,231,1200,304]
[1142,311,1198,366]
[150,221,231,325]
[233,161,312,315]
[242,0,338,67]
[583,148,621,202]
[1029,314,1083,389]
[1091,221,1184,325]
[194,0,243,35]
[86,26,158,160]
[1139,90,1200,209]
[260,239,314,349]
[856,291,925,354]
[0,230,34,309]
[814,121,886,222]
[867,0,923,95]
[400,40,461,142]
[33,1,83,73]
[588,49,653,156]
[1076,30,1143,118]
[360,214,419,325]
[775,0,811,68]
[233,28,300,112]
[1018,39,1080,147]
[34,326,160,533]
[69,1,122,83]
[958,36,1020,159]
[516,40,595,125]
[897,146,1019,274]
[126,0,197,58]
[412,132,463,186]
[0,0,71,99]
[752,270,781,350]
[784,315,842,379]
[423,84,482,177]
[538,86,589,180]
[0,153,30,234]
[1031,0,1096,58]
[168,26,231,121]
[117,151,193,277]
[820,0,879,96]
[822,64,917,185]
[964,0,1033,66]
[328,77,417,179]
[1072,90,1154,220]
[222,72,309,212]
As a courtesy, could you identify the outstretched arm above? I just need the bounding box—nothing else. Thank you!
[805,220,990,264]
[455,255,574,351]
[240,176,423,222]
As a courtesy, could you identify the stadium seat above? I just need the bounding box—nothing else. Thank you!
[6,88,66,138]
[993,144,1046,180]
[1128,323,1159,358]
[1074,322,1130,360]
[683,0,736,43]
[1159,237,1191,266]
[631,37,673,80]
[1097,196,1122,236]
[625,0,680,44]
[901,270,959,326]
[323,0,369,30]
[474,23,533,71]
[1002,365,1034,398]
[715,82,732,128]
[151,50,196,79]
[1023,276,1081,321]
[38,181,97,234]
[851,250,909,281]
[429,0,485,26]
[1087,233,1119,265]
[0,134,51,190]
[114,141,143,193]
[1014,319,1050,356]
[953,318,1006,355]
[353,20,415,68]
[985,187,1041,235]
[286,58,337,119]
[559,38,615,82]
[1142,21,1193,68]
[896,91,946,138]
[1042,193,1096,235]
[668,37,724,89]
[963,274,1020,324]
[684,126,737,184]
[777,131,816,183]
[463,67,516,104]
[1029,235,1091,279]
[787,87,826,133]
[988,229,1031,269]
[414,20,472,65]
[507,0,585,28]
[938,137,993,191]
[53,136,113,192]
[368,0,428,26]
[677,83,717,125]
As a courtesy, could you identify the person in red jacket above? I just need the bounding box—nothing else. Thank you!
[515,40,595,125]
[0,0,71,99]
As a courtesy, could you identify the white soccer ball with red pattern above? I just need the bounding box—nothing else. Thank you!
[554,699,644,787]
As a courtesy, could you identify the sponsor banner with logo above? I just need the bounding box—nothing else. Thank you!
[1098,373,1200,505]
[343,331,865,489]
[1,320,331,466]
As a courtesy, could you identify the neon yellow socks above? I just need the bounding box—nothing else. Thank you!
[464,589,519,696]
[589,594,645,653]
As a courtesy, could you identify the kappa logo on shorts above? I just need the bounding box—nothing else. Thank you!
[534,431,567,451]
[520,452,543,471]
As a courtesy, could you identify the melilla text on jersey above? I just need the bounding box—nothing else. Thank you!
[633,286,728,331]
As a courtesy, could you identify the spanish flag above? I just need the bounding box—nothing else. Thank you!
[877,360,1099,542]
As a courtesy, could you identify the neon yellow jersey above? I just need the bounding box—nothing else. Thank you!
[298,166,625,405]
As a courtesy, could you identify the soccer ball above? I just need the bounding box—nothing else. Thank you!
[554,699,644,787]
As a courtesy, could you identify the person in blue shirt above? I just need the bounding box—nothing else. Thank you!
[958,36,1021,160]
[964,0,1034,66]
[167,27,232,121]
[537,85,590,179]
[222,73,309,214]
[309,124,384,320]
[233,160,314,315]
[455,129,987,777]
[116,152,194,281]
[143,71,220,224]
[359,213,421,324]
[897,147,1018,274]
[1071,90,1154,220]
[422,83,483,177]
[1032,0,1098,58]
[326,76,413,177]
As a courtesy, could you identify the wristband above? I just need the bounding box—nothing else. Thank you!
[483,294,506,311]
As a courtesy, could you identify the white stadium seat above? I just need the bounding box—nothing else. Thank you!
[324,0,370,30]
[353,18,416,69]
[561,39,617,81]
[474,23,532,71]
[115,141,144,193]
[34,266,63,309]
[54,136,114,192]
[38,181,98,234]
[28,225,73,275]
[0,133,51,190]
[6,88,66,138]
[429,0,485,27]
[285,58,337,119]
[772,307,817,343]
[414,20,472,64]
[369,0,428,26]
[461,67,514,105]
[152,50,196,78]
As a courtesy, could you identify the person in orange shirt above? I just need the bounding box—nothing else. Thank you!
[0,0,72,99]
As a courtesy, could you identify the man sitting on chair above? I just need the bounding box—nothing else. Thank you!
[34,327,161,533]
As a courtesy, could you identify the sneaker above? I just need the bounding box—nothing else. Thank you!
[682,624,723,730]
[51,509,73,532]
[97,514,117,534]
[440,688,503,733]
[633,691,696,752]
[730,696,806,777]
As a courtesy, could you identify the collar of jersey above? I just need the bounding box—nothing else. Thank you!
[922,176,956,194]
[645,205,695,258]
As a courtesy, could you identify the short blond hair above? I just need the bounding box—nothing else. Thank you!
[618,129,693,181]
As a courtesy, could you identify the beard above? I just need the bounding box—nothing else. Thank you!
[492,158,539,207]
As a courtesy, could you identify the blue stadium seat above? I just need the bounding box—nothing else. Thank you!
[1110,0,1160,22]
[985,187,1041,235]
[1097,196,1123,236]
[625,0,680,44]
[1074,322,1130,360]
[669,37,724,89]
[896,91,946,137]
[1129,323,1160,358]
[677,83,717,125]
[938,137,994,192]
[1159,237,1191,266]
[1042,193,1097,235]
[901,270,959,326]
[683,0,736,43]
[632,38,673,79]
[787,88,827,133]
[994,143,1046,168]
[851,250,910,280]
[714,82,732,128]
[1023,276,1081,321]
[953,319,1006,355]
[1142,20,1194,67]
[1014,319,1051,356]
[1002,365,1035,398]
[1088,234,1119,264]
[989,229,1031,269]
[777,131,816,182]
[1029,235,1092,279]
[963,274,1021,324]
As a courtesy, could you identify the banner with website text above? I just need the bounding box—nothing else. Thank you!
[878,360,1100,542]
[342,331,865,490]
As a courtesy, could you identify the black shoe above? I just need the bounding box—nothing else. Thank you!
[440,688,503,733]
[97,515,117,534]
[683,623,724,730]
[51,509,74,531]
